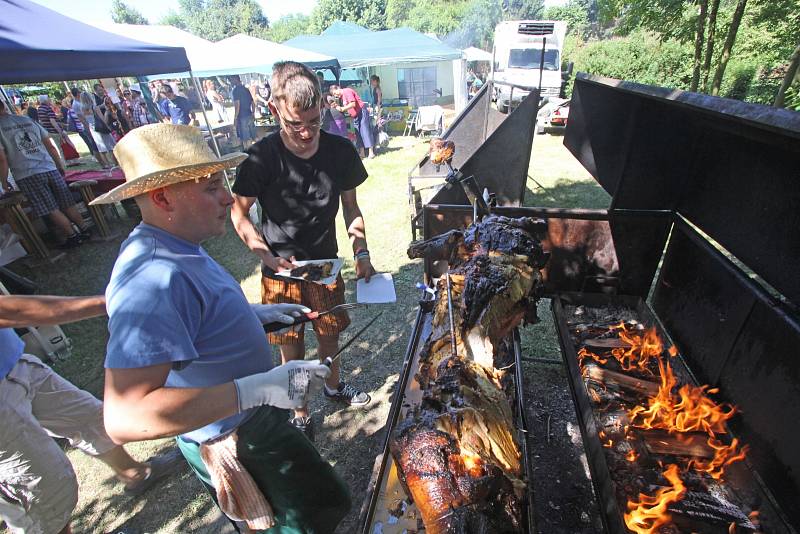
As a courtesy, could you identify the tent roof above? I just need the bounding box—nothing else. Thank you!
[214,34,339,73]
[0,0,190,83]
[322,21,370,35]
[92,23,228,78]
[464,47,492,62]
[286,26,462,69]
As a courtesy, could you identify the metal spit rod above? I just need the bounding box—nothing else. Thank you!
[446,272,458,358]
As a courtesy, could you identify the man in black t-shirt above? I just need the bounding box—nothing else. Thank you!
[231,62,375,439]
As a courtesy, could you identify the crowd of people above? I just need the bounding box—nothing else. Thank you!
[1,61,380,534]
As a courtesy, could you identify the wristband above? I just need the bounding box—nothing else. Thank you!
[354,248,370,261]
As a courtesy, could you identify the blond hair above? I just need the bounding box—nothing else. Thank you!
[270,61,321,111]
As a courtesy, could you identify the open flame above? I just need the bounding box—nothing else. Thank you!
[613,325,666,373]
[624,464,686,534]
[628,358,738,434]
[578,323,674,375]
[578,320,751,532]
[627,357,747,480]
[691,437,749,480]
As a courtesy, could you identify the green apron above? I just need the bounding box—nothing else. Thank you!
[177,406,351,534]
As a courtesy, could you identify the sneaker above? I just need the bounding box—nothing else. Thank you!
[290,416,314,442]
[57,233,83,249]
[324,382,371,407]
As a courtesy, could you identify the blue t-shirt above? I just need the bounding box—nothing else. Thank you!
[158,96,193,125]
[0,328,25,378]
[104,223,273,443]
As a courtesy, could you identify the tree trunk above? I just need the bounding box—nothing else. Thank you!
[691,0,708,92]
[774,43,800,108]
[710,0,748,96]
[702,0,720,92]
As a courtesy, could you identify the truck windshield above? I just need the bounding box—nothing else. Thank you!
[509,49,559,70]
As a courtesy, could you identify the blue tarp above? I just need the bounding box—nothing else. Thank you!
[0,0,190,83]
[286,26,462,69]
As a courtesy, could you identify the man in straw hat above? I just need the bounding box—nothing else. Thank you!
[93,124,351,532]
[231,61,374,440]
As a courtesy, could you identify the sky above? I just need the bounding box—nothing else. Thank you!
[28,0,319,26]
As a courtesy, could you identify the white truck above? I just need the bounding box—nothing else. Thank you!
[492,20,568,113]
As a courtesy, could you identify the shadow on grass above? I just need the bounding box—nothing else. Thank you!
[524,179,611,210]
[70,442,235,534]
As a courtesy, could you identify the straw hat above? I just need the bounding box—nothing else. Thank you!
[90,124,247,205]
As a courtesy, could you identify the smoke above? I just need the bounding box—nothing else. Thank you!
[441,0,504,51]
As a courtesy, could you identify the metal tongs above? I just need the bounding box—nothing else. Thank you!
[262,302,366,333]
[323,311,384,367]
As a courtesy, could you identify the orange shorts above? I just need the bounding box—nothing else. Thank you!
[261,274,350,345]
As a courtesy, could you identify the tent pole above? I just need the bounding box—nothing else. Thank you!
[190,71,231,190]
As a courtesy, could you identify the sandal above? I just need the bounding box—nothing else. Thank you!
[124,448,185,495]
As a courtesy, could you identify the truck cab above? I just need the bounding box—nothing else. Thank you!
[492,20,567,113]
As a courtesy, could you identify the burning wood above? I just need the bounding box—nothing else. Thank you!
[641,430,716,459]
[391,216,548,533]
[583,364,660,398]
[570,306,753,533]
[624,464,686,534]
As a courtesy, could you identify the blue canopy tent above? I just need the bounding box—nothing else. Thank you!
[0,0,190,83]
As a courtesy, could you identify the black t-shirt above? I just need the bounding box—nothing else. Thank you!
[233,130,368,272]
[232,85,254,118]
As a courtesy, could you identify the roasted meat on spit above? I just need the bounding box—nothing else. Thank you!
[391,215,548,533]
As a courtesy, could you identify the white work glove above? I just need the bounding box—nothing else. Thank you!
[250,303,311,325]
[234,360,331,411]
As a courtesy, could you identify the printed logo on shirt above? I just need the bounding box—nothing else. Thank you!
[14,130,42,156]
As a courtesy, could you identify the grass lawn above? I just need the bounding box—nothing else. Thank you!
[4,131,608,533]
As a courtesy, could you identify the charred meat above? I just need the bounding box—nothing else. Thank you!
[289,261,333,281]
[392,216,548,533]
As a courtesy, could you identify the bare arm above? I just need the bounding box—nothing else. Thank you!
[234,99,241,120]
[104,364,238,444]
[339,101,357,112]
[48,117,63,136]
[230,194,293,271]
[341,188,375,281]
[0,295,105,328]
[43,137,65,173]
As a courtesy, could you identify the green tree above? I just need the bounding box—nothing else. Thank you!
[309,0,388,33]
[386,0,415,28]
[544,0,591,37]
[160,9,187,29]
[503,0,545,20]
[165,0,270,41]
[111,0,149,24]
[266,14,313,42]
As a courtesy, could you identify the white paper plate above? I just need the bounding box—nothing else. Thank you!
[274,258,343,285]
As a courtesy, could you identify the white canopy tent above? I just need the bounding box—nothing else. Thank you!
[94,24,340,79]
[214,34,340,75]
[91,23,222,78]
